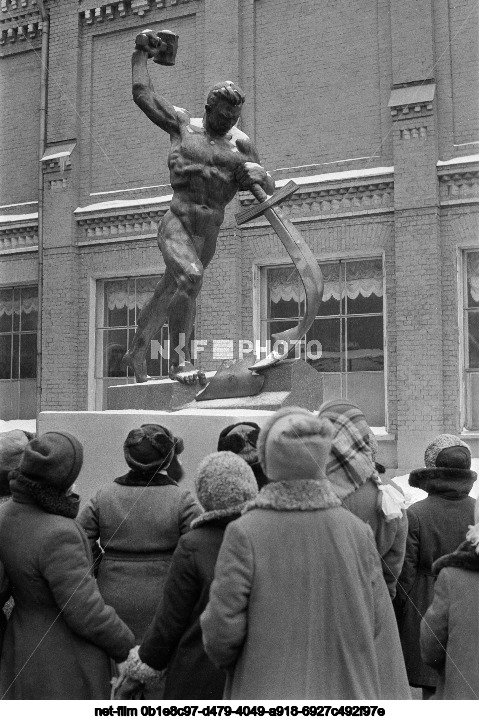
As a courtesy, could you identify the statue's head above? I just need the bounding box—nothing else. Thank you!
[204,80,245,136]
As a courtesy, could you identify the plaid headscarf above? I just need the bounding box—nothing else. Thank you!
[317,400,377,499]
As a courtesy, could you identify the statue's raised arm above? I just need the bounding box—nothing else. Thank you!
[131,30,185,136]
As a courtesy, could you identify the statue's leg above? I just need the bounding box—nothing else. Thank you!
[123,270,176,382]
[123,211,180,382]
[160,222,220,385]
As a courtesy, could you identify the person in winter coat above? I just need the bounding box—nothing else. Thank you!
[0,431,135,699]
[217,422,269,489]
[395,434,477,699]
[78,424,202,644]
[419,500,479,700]
[317,400,408,599]
[201,407,410,700]
[115,451,259,700]
[0,429,32,650]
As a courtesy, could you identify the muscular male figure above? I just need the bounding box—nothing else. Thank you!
[123,31,275,384]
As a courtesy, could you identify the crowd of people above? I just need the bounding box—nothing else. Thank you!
[0,400,478,701]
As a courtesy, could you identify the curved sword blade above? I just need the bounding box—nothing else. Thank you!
[248,204,323,371]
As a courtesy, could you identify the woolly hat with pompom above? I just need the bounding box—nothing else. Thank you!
[258,406,333,482]
[191,451,258,528]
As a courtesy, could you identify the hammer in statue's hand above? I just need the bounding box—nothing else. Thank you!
[135,28,179,66]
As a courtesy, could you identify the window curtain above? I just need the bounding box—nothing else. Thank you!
[0,289,38,316]
[468,252,479,303]
[268,261,383,304]
[105,278,159,312]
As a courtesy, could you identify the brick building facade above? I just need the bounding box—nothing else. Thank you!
[0,0,478,469]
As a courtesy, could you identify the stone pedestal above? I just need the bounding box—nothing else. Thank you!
[107,359,323,412]
[39,409,274,508]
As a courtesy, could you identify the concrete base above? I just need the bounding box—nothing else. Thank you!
[38,409,274,509]
[107,359,324,412]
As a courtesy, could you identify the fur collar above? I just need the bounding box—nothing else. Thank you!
[242,478,341,513]
[10,473,80,519]
[408,467,476,497]
[114,470,177,487]
[433,540,479,575]
[190,510,241,530]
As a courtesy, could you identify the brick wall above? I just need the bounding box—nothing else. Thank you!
[0,1,478,472]
[252,0,392,172]
[0,50,41,205]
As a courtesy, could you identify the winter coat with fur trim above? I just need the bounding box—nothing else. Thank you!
[78,471,202,642]
[0,488,135,699]
[420,540,479,699]
[201,478,410,700]
[395,467,476,688]
[139,517,237,700]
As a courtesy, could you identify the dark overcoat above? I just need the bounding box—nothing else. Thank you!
[78,471,202,642]
[0,489,135,700]
[140,518,232,700]
[201,478,410,700]
[395,467,476,687]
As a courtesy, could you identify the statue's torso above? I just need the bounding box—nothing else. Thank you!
[168,117,250,218]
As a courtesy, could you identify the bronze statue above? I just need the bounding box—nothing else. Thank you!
[123,29,275,384]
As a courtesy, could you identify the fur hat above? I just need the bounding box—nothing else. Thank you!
[124,424,184,473]
[424,434,471,469]
[217,421,269,489]
[191,451,258,528]
[20,431,83,491]
[217,422,260,464]
[258,406,333,482]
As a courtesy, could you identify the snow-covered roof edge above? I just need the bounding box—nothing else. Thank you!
[74,194,173,215]
[437,154,479,167]
[275,166,394,188]
[0,212,39,225]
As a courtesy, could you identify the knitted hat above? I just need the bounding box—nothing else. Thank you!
[257,406,333,482]
[0,429,30,471]
[191,451,258,527]
[124,424,184,473]
[20,431,84,491]
[424,434,471,469]
[0,429,31,496]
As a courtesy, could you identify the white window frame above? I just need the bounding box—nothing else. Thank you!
[461,246,479,431]
[254,250,388,428]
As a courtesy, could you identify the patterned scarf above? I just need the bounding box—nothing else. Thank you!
[318,403,377,499]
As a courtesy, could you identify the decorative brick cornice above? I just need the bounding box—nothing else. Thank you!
[400,126,427,140]
[0,14,41,45]
[438,160,479,206]
[239,169,394,220]
[75,197,171,242]
[388,81,435,122]
[79,0,200,25]
[0,214,38,252]
[1,0,37,14]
